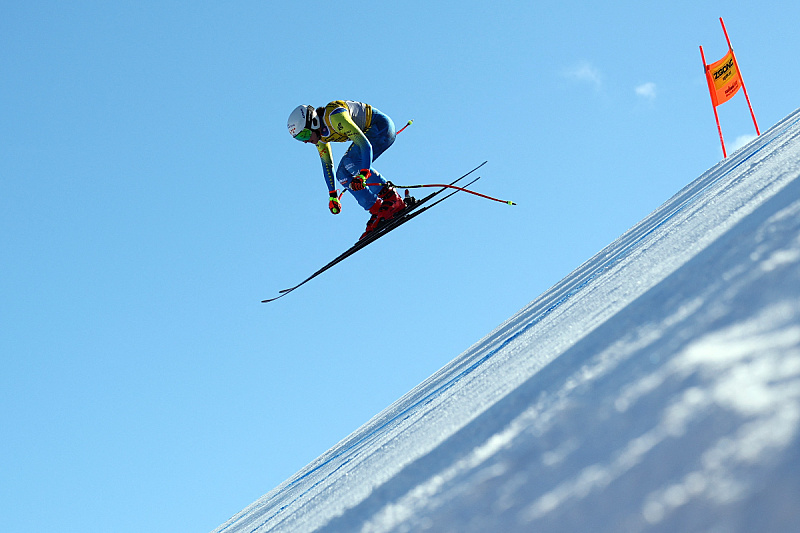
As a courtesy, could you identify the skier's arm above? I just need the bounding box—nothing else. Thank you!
[328,108,373,172]
[316,141,337,192]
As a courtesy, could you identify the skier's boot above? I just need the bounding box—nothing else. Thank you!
[359,183,407,240]
[360,199,384,240]
[377,183,406,220]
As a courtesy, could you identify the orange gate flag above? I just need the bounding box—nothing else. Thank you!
[699,17,760,158]
[705,49,741,106]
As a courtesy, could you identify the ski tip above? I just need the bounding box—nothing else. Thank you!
[262,290,290,303]
[508,200,516,205]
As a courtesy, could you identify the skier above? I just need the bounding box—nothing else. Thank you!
[287,101,406,238]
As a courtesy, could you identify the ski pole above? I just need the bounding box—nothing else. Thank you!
[396,119,413,134]
[364,181,515,205]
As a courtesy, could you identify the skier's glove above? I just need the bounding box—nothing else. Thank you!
[350,169,371,191]
[328,190,341,215]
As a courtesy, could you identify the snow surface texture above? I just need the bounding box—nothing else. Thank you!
[214,108,800,533]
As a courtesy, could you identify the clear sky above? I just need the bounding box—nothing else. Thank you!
[2,2,798,532]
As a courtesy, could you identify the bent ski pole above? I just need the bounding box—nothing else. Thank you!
[363,181,515,205]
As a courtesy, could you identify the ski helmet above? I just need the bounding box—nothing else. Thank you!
[287,105,320,142]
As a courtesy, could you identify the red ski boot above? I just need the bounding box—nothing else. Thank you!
[361,199,384,239]
[360,184,407,240]
[377,183,406,219]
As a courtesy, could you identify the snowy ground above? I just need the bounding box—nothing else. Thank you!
[213,108,800,533]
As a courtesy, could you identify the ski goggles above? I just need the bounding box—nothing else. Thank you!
[293,128,313,142]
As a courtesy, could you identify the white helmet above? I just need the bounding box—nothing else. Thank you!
[287,105,320,141]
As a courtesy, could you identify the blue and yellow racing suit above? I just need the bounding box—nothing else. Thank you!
[314,100,396,210]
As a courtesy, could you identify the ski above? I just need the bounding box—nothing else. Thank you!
[261,161,487,303]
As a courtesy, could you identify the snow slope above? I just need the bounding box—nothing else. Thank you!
[214,108,800,533]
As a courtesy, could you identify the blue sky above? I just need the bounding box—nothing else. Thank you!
[2,2,798,532]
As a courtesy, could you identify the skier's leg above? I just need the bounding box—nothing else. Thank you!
[337,144,383,210]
